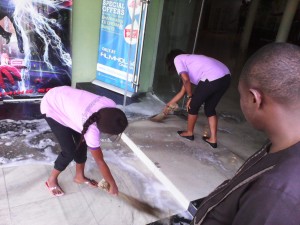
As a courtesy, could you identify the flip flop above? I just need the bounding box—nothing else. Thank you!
[45,181,64,197]
[74,178,98,188]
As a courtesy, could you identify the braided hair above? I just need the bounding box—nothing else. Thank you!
[76,107,128,149]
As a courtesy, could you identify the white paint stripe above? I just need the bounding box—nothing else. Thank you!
[3,98,42,103]
[121,133,190,210]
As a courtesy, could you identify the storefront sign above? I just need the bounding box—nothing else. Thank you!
[95,0,147,97]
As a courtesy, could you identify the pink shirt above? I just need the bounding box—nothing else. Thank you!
[174,54,230,84]
[40,86,116,148]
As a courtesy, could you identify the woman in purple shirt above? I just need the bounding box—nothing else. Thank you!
[164,50,231,148]
[41,86,128,196]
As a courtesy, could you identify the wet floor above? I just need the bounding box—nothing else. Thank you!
[0,89,267,224]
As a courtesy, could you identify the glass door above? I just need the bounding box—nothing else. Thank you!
[152,0,298,103]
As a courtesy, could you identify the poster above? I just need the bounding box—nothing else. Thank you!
[0,0,72,101]
[95,0,148,97]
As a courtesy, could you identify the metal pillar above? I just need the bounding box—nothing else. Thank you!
[239,0,261,54]
[192,0,205,54]
[276,0,300,42]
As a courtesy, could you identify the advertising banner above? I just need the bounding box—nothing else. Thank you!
[94,0,148,97]
[0,0,72,101]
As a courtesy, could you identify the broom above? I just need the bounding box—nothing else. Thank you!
[98,179,163,218]
[149,103,179,122]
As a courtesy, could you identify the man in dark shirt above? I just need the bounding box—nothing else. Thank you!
[191,43,300,224]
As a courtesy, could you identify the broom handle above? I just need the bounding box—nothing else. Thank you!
[98,180,143,207]
[97,179,162,217]
[118,192,131,202]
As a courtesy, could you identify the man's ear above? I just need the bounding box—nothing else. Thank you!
[249,88,262,108]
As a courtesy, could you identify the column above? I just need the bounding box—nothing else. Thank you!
[239,0,261,54]
[276,0,300,42]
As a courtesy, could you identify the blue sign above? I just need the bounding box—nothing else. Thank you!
[96,0,146,95]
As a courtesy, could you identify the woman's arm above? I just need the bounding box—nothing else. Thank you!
[163,84,186,115]
[163,72,193,114]
[180,73,193,111]
[180,72,193,98]
[89,147,118,195]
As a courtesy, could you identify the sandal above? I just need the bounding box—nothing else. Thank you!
[45,181,64,197]
[202,136,217,148]
[177,131,194,141]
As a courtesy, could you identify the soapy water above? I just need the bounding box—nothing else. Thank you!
[0,92,246,176]
[97,148,183,213]
[0,119,59,166]
[0,117,184,214]
[0,93,167,167]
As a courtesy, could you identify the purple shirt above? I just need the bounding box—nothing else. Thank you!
[174,54,230,84]
[40,86,116,148]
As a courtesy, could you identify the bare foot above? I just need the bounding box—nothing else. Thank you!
[74,177,98,188]
[179,131,193,136]
[204,136,217,143]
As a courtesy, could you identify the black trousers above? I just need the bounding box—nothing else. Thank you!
[189,74,231,117]
[45,117,87,171]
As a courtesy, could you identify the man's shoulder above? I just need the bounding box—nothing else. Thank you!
[275,141,300,171]
[255,143,300,197]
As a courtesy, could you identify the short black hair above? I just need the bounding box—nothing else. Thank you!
[240,42,300,104]
[165,49,186,71]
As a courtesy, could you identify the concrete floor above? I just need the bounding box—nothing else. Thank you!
[0,89,267,225]
[0,137,183,225]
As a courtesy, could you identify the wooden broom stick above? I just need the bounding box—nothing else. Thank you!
[149,103,179,122]
[98,179,163,218]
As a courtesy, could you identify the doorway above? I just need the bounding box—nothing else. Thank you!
[152,0,241,104]
[152,0,296,104]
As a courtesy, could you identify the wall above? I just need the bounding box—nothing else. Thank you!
[71,0,102,86]
[71,0,163,93]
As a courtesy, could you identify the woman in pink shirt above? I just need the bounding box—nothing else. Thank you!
[164,50,231,148]
[41,86,128,196]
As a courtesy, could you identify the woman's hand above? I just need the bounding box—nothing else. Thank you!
[186,98,192,112]
[108,182,119,196]
[163,105,170,115]
[89,147,119,196]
